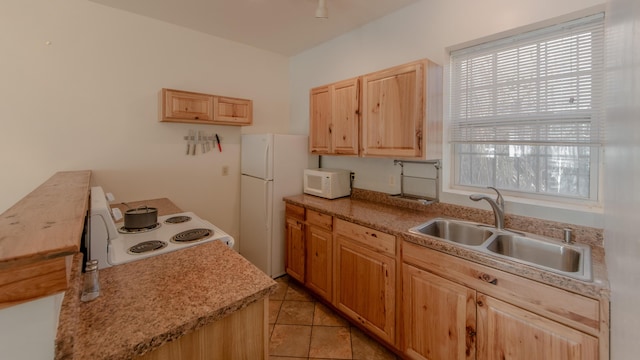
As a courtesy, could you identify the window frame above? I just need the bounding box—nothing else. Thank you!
[445,11,605,207]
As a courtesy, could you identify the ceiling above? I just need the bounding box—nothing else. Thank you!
[89,0,420,56]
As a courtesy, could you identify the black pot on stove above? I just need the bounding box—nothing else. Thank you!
[123,206,158,229]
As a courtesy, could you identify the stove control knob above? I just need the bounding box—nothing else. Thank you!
[111,207,123,221]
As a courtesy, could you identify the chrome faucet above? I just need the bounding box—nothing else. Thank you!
[470,187,505,230]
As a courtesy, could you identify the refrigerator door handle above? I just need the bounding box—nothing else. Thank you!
[264,181,270,230]
[264,142,270,179]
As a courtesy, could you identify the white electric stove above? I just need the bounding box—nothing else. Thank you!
[88,186,234,268]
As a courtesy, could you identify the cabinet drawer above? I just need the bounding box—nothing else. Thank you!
[335,219,395,256]
[307,209,332,230]
[285,203,305,221]
[403,241,600,336]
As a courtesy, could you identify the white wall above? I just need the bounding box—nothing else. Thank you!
[0,0,290,233]
[290,0,606,227]
[0,0,290,358]
[0,294,63,359]
[604,0,640,358]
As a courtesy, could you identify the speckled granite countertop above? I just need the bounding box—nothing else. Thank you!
[284,191,609,300]
[55,199,276,360]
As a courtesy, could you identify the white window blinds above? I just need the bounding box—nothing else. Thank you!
[450,13,605,146]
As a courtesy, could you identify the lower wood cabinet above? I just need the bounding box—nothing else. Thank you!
[334,219,396,344]
[306,222,333,301]
[283,202,607,360]
[403,263,476,360]
[477,294,598,360]
[403,241,605,360]
[137,297,268,360]
[285,205,305,283]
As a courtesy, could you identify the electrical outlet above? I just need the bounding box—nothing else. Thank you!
[222,166,229,176]
[389,175,395,186]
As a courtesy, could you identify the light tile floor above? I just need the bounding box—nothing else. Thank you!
[269,276,399,360]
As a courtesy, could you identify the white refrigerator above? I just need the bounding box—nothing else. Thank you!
[240,134,317,278]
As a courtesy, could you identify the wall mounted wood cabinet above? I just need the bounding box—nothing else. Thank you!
[212,95,253,125]
[361,60,441,159]
[308,59,442,159]
[160,88,252,126]
[309,77,359,155]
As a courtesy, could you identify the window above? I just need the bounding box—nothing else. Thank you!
[449,13,604,201]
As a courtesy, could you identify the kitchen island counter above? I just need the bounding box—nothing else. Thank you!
[55,200,276,360]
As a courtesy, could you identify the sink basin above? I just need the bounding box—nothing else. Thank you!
[408,218,593,281]
[409,218,494,246]
[486,234,592,280]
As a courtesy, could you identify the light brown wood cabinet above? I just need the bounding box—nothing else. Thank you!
[476,294,598,360]
[403,263,476,360]
[403,241,606,360]
[309,77,359,155]
[137,297,268,360]
[334,219,396,344]
[305,210,333,301]
[160,88,252,126]
[213,95,253,125]
[307,59,442,159]
[285,204,305,283]
[162,88,214,122]
[361,59,441,159]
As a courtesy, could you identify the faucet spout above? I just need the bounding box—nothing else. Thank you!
[470,187,505,230]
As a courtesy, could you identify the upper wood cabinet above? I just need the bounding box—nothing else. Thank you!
[361,59,442,159]
[160,88,252,126]
[308,59,442,159]
[213,96,253,125]
[162,88,214,122]
[309,77,359,155]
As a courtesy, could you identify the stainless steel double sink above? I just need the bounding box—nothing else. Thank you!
[408,218,592,281]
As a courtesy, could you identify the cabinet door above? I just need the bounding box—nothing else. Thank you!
[309,86,332,154]
[334,235,395,343]
[305,225,332,301]
[361,61,424,158]
[162,88,214,122]
[285,217,305,283]
[403,264,476,360]
[331,78,359,155]
[213,96,253,125]
[477,294,598,360]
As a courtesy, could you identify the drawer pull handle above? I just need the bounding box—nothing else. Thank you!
[480,273,498,285]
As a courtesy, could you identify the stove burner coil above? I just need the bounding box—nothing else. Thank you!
[171,228,213,243]
[128,240,168,254]
[118,223,161,234]
[164,215,192,224]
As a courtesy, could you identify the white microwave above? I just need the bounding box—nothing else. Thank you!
[303,168,352,199]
